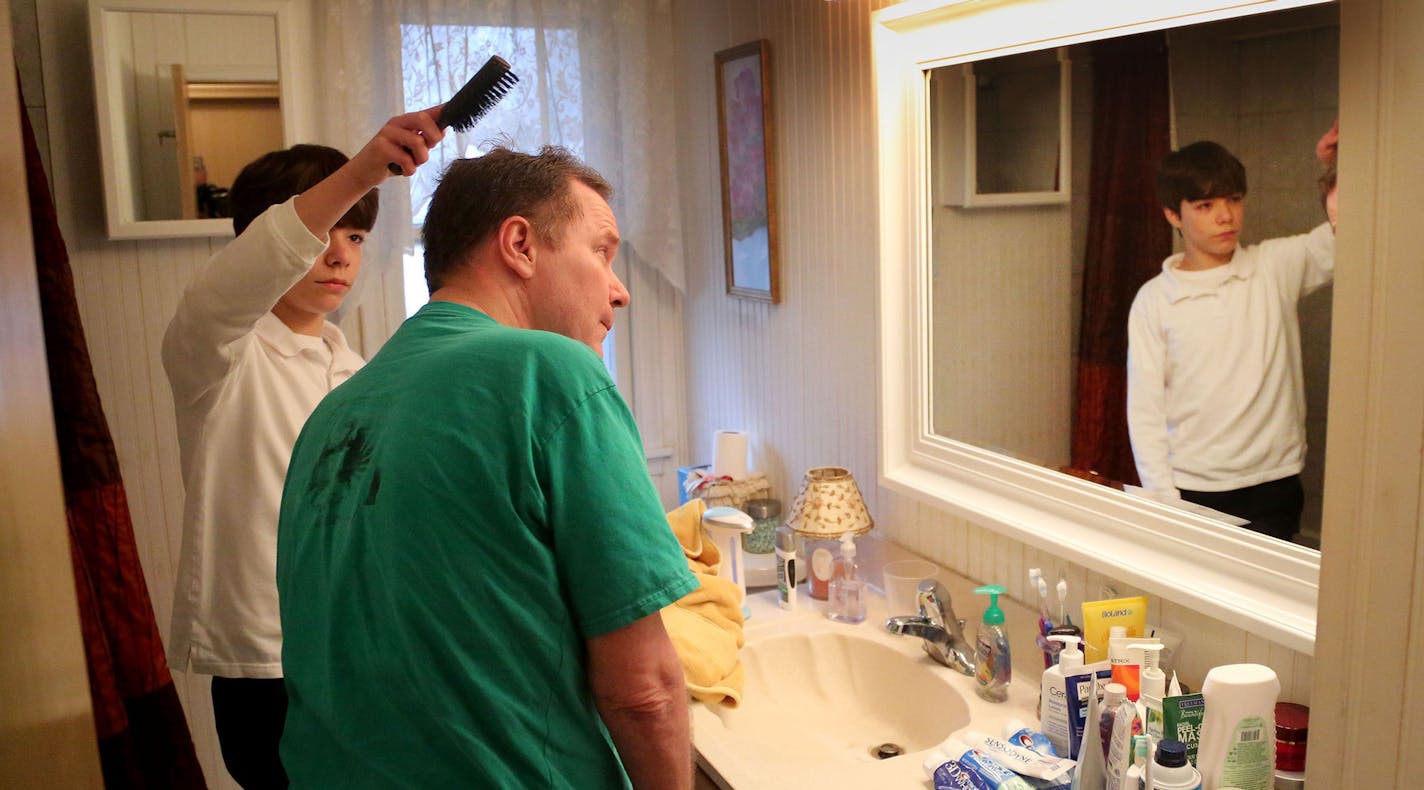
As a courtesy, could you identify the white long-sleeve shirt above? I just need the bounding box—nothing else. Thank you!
[1126,222,1334,496]
[163,198,364,677]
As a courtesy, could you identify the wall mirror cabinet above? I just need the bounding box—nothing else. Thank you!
[874,0,1338,653]
[88,0,307,239]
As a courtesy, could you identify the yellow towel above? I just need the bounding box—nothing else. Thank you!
[659,499,745,708]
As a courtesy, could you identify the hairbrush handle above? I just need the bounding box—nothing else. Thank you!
[387,55,518,175]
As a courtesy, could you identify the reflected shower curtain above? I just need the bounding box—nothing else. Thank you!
[1069,33,1173,487]
[21,89,205,788]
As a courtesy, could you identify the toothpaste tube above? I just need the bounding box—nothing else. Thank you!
[923,750,995,790]
[1062,661,1114,759]
[1002,718,1060,757]
[961,730,1075,780]
[932,736,1034,790]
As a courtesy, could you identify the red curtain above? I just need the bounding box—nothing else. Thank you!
[1069,33,1174,488]
[20,85,206,788]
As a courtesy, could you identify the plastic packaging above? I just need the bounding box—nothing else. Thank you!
[1003,718,1060,757]
[1039,634,1082,757]
[1147,738,1203,789]
[773,524,797,610]
[1197,664,1279,790]
[826,532,866,623]
[1080,596,1148,664]
[973,584,1011,702]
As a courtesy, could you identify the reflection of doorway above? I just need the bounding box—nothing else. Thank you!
[170,64,283,219]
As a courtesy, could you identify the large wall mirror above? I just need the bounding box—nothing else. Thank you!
[88,0,306,240]
[874,0,1336,653]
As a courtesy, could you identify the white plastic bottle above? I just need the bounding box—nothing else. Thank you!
[1147,738,1202,789]
[1039,634,1083,757]
[773,524,797,610]
[1197,664,1278,790]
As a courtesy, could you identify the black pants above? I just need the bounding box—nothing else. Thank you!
[211,676,289,789]
[1179,474,1304,542]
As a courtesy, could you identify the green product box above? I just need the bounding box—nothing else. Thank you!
[1154,693,1205,764]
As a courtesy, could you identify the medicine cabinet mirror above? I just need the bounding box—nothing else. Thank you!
[873,0,1336,654]
[88,0,306,239]
[934,47,1071,207]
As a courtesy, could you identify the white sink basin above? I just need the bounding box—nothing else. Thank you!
[692,587,1040,789]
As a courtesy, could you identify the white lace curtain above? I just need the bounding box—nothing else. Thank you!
[307,0,687,292]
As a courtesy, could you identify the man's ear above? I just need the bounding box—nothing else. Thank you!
[496,215,537,279]
[1162,205,1183,230]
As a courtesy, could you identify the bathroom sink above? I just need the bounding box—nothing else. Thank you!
[692,587,1039,789]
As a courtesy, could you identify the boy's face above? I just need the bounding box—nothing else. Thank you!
[1164,194,1245,270]
[277,225,366,321]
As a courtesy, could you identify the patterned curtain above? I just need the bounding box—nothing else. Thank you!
[1069,32,1173,487]
[307,0,687,292]
[21,84,206,789]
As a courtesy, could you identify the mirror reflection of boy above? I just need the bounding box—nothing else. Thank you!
[1126,136,1337,542]
[161,109,443,788]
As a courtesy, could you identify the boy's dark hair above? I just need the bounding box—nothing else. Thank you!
[229,144,379,236]
[421,145,612,292]
[1155,141,1248,211]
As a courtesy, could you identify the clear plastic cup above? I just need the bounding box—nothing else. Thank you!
[880,559,939,616]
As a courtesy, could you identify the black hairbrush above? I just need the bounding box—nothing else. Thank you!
[387,55,519,175]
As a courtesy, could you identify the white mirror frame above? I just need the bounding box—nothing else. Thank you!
[88,0,310,240]
[874,0,1331,654]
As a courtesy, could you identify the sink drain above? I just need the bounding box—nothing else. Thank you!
[870,743,905,760]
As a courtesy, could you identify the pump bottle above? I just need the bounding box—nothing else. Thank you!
[826,532,865,623]
[1039,634,1083,756]
[973,584,1011,702]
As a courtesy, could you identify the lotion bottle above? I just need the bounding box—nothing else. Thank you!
[1039,634,1083,756]
[973,584,1011,702]
[1197,664,1278,790]
[773,523,797,610]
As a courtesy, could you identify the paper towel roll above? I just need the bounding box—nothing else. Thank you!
[712,430,749,480]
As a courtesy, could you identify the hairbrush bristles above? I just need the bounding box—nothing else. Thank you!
[388,55,519,174]
[438,55,519,133]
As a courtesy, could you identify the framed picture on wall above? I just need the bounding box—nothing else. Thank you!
[715,39,779,303]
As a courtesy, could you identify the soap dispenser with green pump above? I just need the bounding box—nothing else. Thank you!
[973,584,1012,702]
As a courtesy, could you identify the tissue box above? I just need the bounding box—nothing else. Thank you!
[676,465,711,504]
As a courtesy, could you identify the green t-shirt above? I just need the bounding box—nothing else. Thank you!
[277,302,698,788]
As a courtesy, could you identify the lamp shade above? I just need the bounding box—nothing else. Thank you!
[785,466,874,538]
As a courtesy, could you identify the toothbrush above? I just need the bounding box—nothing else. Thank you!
[1057,574,1072,627]
[1029,568,1054,667]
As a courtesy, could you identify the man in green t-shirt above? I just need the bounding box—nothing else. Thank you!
[277,146,699,788]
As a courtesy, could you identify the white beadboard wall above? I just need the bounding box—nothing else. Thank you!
[671,0,1312,700]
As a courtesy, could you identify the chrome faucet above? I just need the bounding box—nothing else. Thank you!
[884,579,976,675]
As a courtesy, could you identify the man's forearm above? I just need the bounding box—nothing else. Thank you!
[598,692,692,790]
